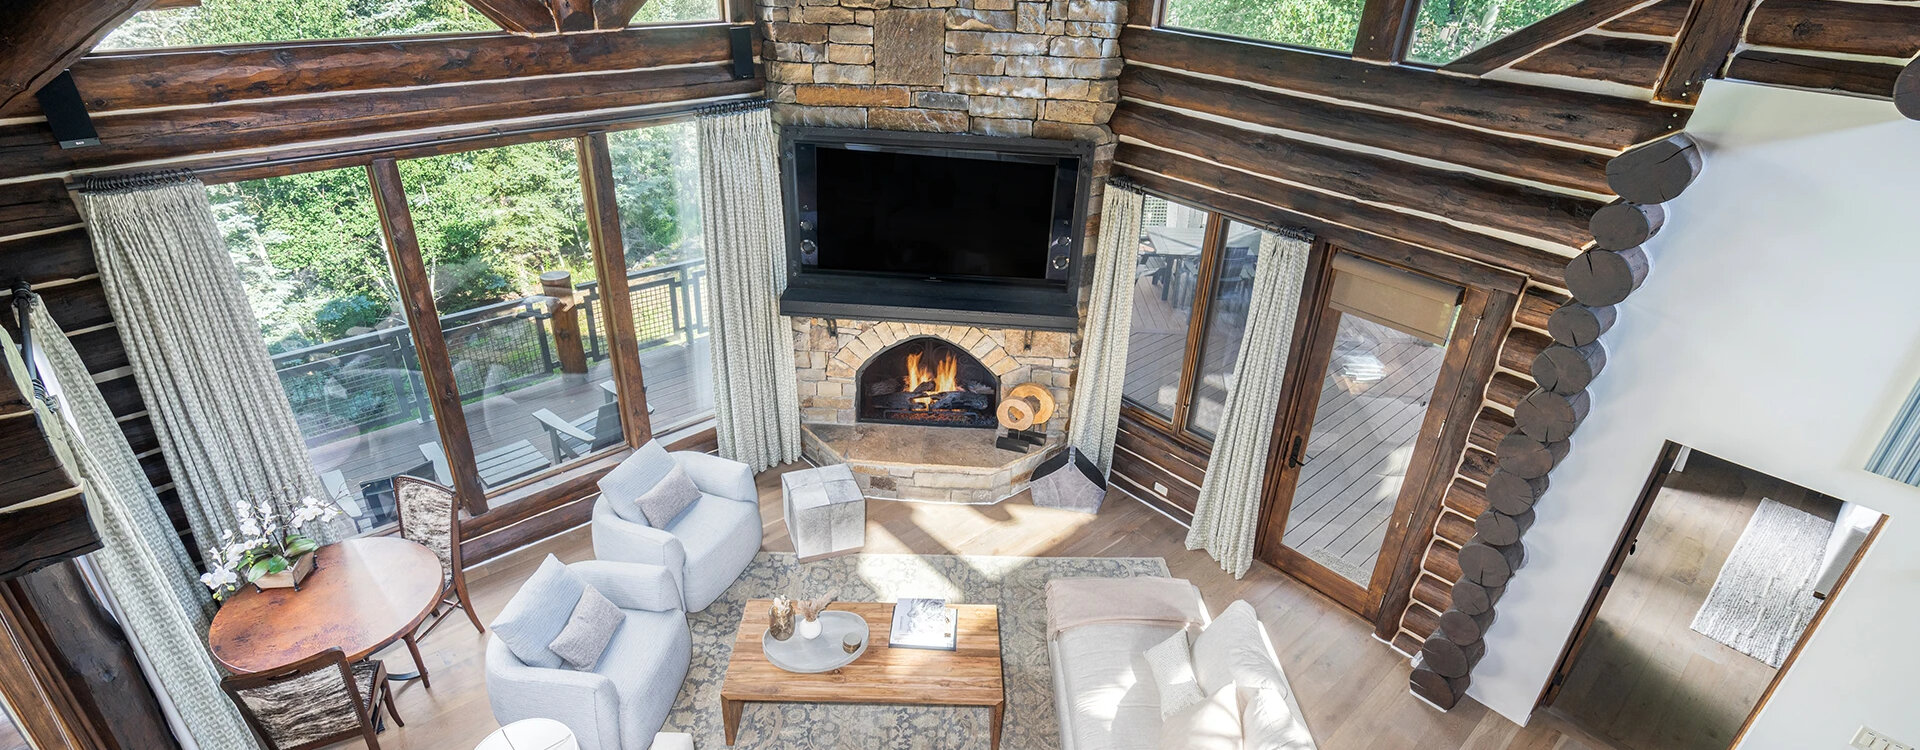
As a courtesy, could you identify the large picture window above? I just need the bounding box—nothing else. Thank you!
[1404,0,1587,64]
[98,0,498,50]
[1160,0,1367,52]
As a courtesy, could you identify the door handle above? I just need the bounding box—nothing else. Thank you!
[1288,435,1307,468]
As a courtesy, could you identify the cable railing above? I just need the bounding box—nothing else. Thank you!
[273,257,708,446]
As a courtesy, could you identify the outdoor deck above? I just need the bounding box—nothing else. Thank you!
[1123,273,1241,434]
[1281,319,1446,583]
[307,337,710,527]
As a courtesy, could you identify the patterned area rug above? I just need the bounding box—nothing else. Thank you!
[1690,498,1833,667]
[660,552,1169,749]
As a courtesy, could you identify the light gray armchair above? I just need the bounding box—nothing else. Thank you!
[485,559,692,750]
[591,440,761,612]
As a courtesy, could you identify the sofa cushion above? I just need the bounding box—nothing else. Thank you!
[635,465,701,528]
[1193,600,1286,695]
[1160,684,1242,750]
[599,441,675,525]
[1239,683,1317,750]
[595,608,693,747]
[1145,630,1205,717]
[665,492,763,611]
[491,555,585,670]
[1054,622,1175,750]
[548,585,624,670]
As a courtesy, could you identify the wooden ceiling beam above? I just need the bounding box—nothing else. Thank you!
[0,0,153,118]
[462,0,560,34]
[1443,0,1663,75]
[593,0,652,29]
[1653,0,1762,104]
[1353,0,1421,63]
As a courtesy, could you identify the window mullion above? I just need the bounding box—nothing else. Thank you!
[578,133,654,446]
[1173,213,1227,439]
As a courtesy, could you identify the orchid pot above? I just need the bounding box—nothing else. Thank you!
[200,495,344,601]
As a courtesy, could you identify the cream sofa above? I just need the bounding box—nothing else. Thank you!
[1047,579,1316,750]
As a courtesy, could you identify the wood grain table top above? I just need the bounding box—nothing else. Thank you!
[721,600,1004,708]
[208,536,444,674]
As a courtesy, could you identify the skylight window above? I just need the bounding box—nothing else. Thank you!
[96,0,500,51]
[1405,0,1587,64]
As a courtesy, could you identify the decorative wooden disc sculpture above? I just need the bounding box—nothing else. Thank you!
[996,383,1056,431]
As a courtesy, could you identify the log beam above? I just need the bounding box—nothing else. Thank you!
[1654,0,1762,104]
[1589,202,1665,250]
[1896,59,1920,121]
[1607,133,1703,203]
[1444,0,1660,75]
[0,0,152,118]
[1566,247,1650,306]
[1548,304,1617,346]
[1727,50,1906,100]
[1744,0,1920,59]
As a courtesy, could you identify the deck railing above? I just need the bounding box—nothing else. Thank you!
[272,258,707,447]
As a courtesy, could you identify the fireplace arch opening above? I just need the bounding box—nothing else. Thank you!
[857,337,999,428]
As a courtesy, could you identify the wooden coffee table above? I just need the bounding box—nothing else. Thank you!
[720,600,1005,748]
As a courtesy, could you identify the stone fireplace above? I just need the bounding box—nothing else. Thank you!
[858,337,999,428]
[795,318,1074,503]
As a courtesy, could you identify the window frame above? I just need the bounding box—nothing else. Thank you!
[1118,202,1246,453]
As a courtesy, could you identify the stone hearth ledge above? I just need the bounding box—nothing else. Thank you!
[802,422,1059,504]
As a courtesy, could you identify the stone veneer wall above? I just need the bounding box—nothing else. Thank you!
[758,0,1126,139]
[793,317,1075,438]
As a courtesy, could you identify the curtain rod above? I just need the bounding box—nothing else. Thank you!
[63,95,769,189]
[694,98,770,117]
[1115,176,1316,241]
[9,281,41,394]
[72,168,198,194]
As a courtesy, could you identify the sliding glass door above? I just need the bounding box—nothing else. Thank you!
[1264,252,1464,614]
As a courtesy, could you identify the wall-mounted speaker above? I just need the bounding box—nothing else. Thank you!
[35,71,99,149]
[728,26,755,80]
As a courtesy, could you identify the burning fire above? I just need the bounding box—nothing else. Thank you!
[903,350,960,402]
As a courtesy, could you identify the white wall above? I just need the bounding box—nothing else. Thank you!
[1468,80,1920,749]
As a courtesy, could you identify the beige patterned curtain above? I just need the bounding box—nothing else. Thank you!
[1066,182,1145,475]
[1187,229,1314,578]
[78,175,340,548]
[698,104,802,471]
[19,295,263,750]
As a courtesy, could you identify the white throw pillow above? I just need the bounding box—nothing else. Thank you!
[1239,684,1316,750]
[1158,684,1241,750]
[1145,630,1206,717]
[1192,600,1285,695]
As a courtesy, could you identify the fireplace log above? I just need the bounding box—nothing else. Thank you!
[1497,432,1570,478]
[1420,634,1486,678]
[1531,343,1607,395]
[1547,304,1617,347]
[1515,388,1591,442]
[1566,247,1650,307]
[1588,201,1665,250]
[930,392,990,411]
[1485,471,1549,515]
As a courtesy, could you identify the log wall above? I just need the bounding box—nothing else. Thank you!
[0,24,763,561]
[1726,0,1920,100]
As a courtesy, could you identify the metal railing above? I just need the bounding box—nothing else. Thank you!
[272,258,707,447]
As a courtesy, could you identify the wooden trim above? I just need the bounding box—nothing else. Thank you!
[461,493,597,566]
[460,448,628,540]
[1724,50,1906,99]
[1654,0,1763,104]
[1743,0,1920,60]
[1353,0,1420,63]
[1118,26,1688,150]
[1512,34,1673,89]
[1537,439,1683,706]
[2,564,176,750]
[1251,241,1337,564]
[0,587,85,750]
[1114,152,1562,287]
[368,158,488,515]
[579,132,654,446]
[1373,286,1519,639]
[1727,514,1888,748]
[1169,214,1228,438]
[1443,0,1661,75]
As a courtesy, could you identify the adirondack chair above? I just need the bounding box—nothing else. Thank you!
[533,400,624,461]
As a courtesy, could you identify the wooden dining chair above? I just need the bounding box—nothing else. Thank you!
[393,474,485,688]
[222,648,401,750]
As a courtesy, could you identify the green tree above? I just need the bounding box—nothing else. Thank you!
[1161,0,1366,52]
[1406,0,1584,63]
[100,0,497,49]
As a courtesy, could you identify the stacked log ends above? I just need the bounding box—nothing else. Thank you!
[1474,506,1535,546]
[1515,388,1591,442]
[1485,470,1548,515]
[1606,133,1702,204]
[1420,633,1488,678]
[1533,342,1607,394]
[1459,537,1526,586]
[1566,246,1650,306]
[1410,654,1470,710]
[1496,431,1569,478]
[1896,59,1920,121]
[1547,304,1617,347]
[1451,578,1505,616]
[1589,201,1666,250]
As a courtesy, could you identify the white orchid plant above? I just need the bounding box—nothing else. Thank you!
[199,496,342,600]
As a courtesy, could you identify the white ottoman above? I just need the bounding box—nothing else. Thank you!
[782,463,866,562]
[475,718,578,750]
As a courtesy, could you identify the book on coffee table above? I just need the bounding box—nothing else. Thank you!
[888,598,958,651]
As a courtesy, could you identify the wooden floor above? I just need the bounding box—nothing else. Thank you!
[344,460,1620,750]
[1546,451,1840,750]
[310,337,711,523]
[1282,316,1446,583]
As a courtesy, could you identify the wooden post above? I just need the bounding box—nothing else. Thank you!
[542,270,588,375]
[369,158,487,514]
[579,133,652,446]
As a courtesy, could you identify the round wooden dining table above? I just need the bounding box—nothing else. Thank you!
[209,536,444,676]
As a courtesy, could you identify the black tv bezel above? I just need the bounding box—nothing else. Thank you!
[778,127,1093,331]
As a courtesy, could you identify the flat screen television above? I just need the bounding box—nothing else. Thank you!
[780,128,1091,330]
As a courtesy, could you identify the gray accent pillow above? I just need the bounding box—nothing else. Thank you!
[635,464,702,528]
[599,441,675,524]
[489,555,584,669]
[549,585,624,670]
